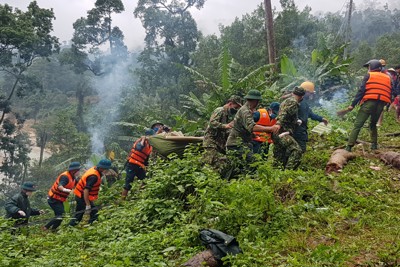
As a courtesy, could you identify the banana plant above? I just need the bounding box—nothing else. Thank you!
[278,43,353,97]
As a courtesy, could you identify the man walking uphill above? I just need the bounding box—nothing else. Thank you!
[203,95,242,175]
[5,182,44,227]
[43,162,81,230]
[271,86,303,170]
[345,59,392,151]
[121,129,154,200]
[69,159,112,226]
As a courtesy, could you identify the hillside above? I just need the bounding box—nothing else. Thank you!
[1,109,400,267]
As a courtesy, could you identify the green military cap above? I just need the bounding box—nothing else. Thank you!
[21,181,37,191]
[292,86,306,96]
[244,89,262,100]
[228,95,243,106]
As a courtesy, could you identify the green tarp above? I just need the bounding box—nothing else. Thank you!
[148,135,203,157]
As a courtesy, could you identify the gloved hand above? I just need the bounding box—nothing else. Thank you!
[297,119,302,125]
[39,210,45,215]
[18,210,26,217]
[85,205,91,214]
[62,188,72,193]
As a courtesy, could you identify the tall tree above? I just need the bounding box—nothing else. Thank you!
[67,0,127,76]
[264,0,276,65]
[0,1,58,188]
[134,0,205,107]
[0,1,59,125]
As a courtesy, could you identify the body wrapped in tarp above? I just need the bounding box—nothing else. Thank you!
[148,133,203,157]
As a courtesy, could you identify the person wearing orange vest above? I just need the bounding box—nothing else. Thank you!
[121,129,154,199]
[345,59,393,151]
[69,159,112,226]
[251,102,280,156]
[43,162,81,230]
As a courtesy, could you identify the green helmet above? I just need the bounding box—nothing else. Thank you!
[244,90,262,100]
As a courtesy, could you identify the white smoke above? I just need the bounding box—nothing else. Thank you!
[88,58,134,156]
[318,88,348,116]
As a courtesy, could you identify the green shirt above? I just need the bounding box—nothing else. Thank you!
[276,96,299,134]
[203,106,233,152]
[226,102,256,147]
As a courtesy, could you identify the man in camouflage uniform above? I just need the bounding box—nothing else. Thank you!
[203,96,242,174]
[271,87,303,170]
[226,90,275,169]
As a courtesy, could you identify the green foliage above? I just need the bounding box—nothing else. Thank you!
[70,0,127,76]
[46,110,91,163]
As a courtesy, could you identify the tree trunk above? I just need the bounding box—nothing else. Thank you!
[182,249,219,267]
[325,149,356,174]
[263,0,276,65]
[38,131,48,167]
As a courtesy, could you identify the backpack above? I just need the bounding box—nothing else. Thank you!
[199,229,242,261]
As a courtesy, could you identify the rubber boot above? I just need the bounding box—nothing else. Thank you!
[345,145,353,152]
[371,143,378,150]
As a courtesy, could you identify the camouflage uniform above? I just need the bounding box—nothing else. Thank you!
[272,96,302,170]
[226,102,256,163]
[203,106,234,173]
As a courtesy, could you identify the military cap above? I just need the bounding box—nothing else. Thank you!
[244,90,262,100]
[293,86,306,96]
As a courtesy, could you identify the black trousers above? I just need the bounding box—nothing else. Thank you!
[69,196,98,226]
[44,198,65,229]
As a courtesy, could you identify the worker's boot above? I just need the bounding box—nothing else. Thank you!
[345,145,353,152]
[371,143,378,150]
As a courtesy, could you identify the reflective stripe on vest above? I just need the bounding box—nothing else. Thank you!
[252,109,277,143]
[362,72,392,104]
[74,167,102,201]
[48,171,76,202]
[128,138,152,168]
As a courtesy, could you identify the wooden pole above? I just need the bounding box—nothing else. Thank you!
[264,0,276,65]
[343,0,353,59]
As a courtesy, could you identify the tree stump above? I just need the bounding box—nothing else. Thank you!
[379,151,400,169]
[325,149,356,174]
[182,249,219,267]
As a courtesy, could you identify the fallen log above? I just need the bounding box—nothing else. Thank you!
[325,149,356,174]
[379,151,400,169]
[383,132,400,137]
[182,249,219,267]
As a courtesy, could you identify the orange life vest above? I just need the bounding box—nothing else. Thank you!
[74,167,102,201]
[362,72,392,104]
[253,109,277,143]
[48,171,76,202]
[128,138,152,168]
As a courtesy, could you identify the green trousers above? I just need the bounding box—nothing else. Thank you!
[272,134,302,170]
[347,100,387,146]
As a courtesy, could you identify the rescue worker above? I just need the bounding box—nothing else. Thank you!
[345,59,392,151]
[270,87,304,170]
[203,95,242,175]
[376,59,392,127]
[121,129,154,199]
[43,162,81,230]
[392,65,400,96]
[251,102,280,157]
[293,81,328,153]
[226,90,274,166]
[69,159,112,226]
[5,182,44,227]
[151,122,171,134]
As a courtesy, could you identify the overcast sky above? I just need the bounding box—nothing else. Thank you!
[4,0,399,51]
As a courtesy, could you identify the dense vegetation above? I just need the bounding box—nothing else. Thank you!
[1,0,400,266]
